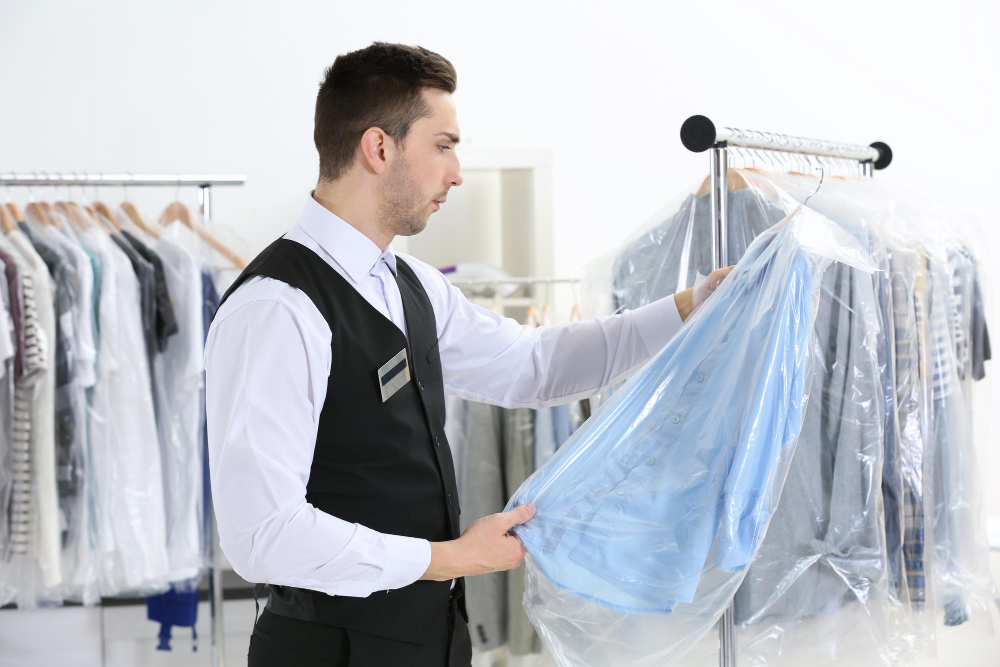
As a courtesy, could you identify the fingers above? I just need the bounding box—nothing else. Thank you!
[497,503,536,531]
[715,265,736,280]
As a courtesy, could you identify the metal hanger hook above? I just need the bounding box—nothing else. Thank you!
[803,166,825,208]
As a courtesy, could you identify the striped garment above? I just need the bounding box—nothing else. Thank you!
[9,269,46,557]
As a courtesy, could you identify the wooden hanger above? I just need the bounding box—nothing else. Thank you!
[55,202,79,230]
[39,201,64,230]
[696,168,755,195]
[696,167,782,204]
[525,303,540,327]
[5,202,23,223]
[57,201,93,231]
[121,201,160,239]
[26,202,52,227]
[73,203,104,232]
[0,203,15,234]
[93,202,124,231]
[159,201,247,269]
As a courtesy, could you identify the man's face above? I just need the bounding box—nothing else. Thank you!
[377,88,463,237]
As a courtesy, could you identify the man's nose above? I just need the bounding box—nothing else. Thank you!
[449,163,463,187]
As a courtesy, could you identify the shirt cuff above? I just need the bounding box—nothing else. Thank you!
[631,294,683,357]
[373,533,432,592]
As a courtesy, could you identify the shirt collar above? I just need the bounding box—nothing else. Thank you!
[297,193,397,281]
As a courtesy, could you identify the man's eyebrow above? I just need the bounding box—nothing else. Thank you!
[434,132,461,144]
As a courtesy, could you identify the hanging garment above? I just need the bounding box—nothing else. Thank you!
[609,185,787,312]
[3,229,61,601]
[0,237,45,596]
[503,407,542,656]
[26,217,101,603]
[451,398,508,652]
[889,244,930,612]
[151,236,205,582]
[505,207,877,667]
[82,227,170,594]
[200,268,220,566]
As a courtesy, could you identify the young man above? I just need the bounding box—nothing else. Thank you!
[205,42,733,666]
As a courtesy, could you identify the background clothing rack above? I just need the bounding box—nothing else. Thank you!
[681,116,892,667]
[448,276,582,316]
[0,171,246,667]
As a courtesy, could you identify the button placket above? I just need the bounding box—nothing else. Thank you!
[602,345,720,502]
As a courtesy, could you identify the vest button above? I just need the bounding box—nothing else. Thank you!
[435,436,440,447]
[448,493,452,502]
[418,382,425,391]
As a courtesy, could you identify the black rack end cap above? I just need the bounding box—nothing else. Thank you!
[870,141,892,170]
[681,115,718,153]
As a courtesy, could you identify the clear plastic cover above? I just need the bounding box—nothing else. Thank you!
[572,170,996,666]
[505,204,877,667]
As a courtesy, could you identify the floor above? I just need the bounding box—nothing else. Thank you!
[1,553,997,666]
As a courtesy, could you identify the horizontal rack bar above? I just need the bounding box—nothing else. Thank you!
[680,115,892,169]
[0,172,246,186]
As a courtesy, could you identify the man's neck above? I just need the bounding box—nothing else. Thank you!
[312,185,394,251]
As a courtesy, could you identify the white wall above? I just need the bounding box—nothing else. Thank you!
[1,0,997,599]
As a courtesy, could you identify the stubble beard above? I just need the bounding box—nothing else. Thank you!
[377,154,428,238]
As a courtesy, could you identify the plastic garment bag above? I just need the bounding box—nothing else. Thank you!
[153,229,208,584]
[725,174,892,665]
[80,224,170,595]
[505,205,877,667]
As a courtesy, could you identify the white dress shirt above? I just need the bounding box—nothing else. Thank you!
[204,195,683,599]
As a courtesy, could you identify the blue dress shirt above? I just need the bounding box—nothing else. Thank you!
[506,208,876,614]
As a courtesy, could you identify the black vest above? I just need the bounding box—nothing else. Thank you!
[216,238,467,645]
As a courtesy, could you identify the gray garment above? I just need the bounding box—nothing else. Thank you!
[19,224,87,531]
[452,399,508,651]
[503,407,541,655]
[533,406,557,471]
[611,190,783,311]
[926,256,974,626]
[734,261,886,623]
[969,267,991,381]
[609,188,888,623]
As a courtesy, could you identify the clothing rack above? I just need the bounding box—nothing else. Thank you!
[681,116,891,667]
[0,171,246,667]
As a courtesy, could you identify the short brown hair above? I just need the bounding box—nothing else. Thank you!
[314,42,457,182]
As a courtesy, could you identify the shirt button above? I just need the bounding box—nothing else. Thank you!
[696,374,705,383]
[646,457,655,466]
[671,415,681,424]
[616,488,625,496]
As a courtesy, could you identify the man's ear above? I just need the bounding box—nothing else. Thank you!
[359,127,390,175]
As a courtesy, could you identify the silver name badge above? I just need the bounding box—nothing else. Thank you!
[378,348,411,402]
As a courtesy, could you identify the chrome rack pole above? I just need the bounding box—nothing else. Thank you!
[681,116,892,667]
[200,183,226,667]
[709,143,737,667]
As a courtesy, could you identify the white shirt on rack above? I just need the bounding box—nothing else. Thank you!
[204,194,684,599]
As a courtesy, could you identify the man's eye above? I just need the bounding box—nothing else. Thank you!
[438,145,451,151]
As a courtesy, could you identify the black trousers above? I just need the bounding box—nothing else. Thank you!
[247,590,472,666]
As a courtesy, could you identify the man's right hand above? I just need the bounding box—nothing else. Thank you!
[420,503,536,581]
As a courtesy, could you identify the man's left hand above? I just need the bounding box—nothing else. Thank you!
[674,265,736,321]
